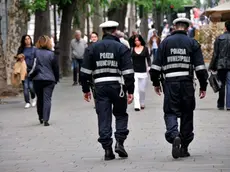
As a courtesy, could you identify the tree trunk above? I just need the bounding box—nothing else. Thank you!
[139,12,148,42]
[0,24,6,92]
[59,0,77,76]
[107,2,127,31]
[92,0,103,39]
[5,0,29,85]
[128,2,136,37]
[34,1,51,43]
[71,1,85,39]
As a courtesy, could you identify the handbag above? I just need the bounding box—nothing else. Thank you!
[208,72,222,93]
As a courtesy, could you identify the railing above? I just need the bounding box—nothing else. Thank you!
[195,22,225,62]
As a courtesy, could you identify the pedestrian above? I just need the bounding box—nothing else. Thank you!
[29,35,59,126]
[209,21,230,111]
[161,23,170,41]
[70,30,87,86]
[89,32,99,45]
[149,18,208,159]
[147,24,156,42]
[116,30,130,49]
[148,30,161,60]
[188,23,196,38]
[131,34,151,111]
[128,30,138,48]
[80,21,135,161]
[17,35,36,109]
[88,32,99,107]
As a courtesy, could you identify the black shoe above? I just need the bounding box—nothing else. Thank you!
[72,82,78,86]
[115,142,128,158]
[227,109,230,111]
[44,121,50,126]
[39,119,43,124]
[134,108,140,111]
[218,107,224,110]
[172,136,181,159]
[104,148,115,161]
[180,147,190,158]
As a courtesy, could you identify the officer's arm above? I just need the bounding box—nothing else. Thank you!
[209,37,219,71]
[192,40,209,91]
[119,46,135,94]
[80,47,93,93]
[149,44,162,87]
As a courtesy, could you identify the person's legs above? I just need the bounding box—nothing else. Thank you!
[217,70,227,109]
[42,82,55,126]
[139,77,148,109]
[95,85,114,160]
[226,71,230,110]
[134,74,140,110]
[33,81,44,123]
[77,59,83,84]
[23,77,31,108]
[72,59,78,85]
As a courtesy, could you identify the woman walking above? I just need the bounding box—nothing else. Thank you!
[131,35,151,111]
[148,30,161,61]
[29,35,59,126]
[17,35,36,109]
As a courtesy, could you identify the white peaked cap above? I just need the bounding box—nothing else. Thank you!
[99,21,119,28]
[173,18,192,26]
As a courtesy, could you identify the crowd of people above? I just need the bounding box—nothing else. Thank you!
[12,18,230,161]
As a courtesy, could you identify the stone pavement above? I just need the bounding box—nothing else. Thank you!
[0,77,230,172]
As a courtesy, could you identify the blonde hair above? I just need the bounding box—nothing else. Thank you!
[36,35,52,50]
[15,53,25,60]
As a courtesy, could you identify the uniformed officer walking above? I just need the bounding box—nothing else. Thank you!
[80,21,135,160]
[149,18,208,159]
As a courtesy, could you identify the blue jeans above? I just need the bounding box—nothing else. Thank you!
[152,48,158,60]
[22,77,36,103]
[218,70,230,109]
[72,58,83,83]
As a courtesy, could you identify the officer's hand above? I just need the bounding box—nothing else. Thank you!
[127,94,133,104]
[84,92,91,102]
[154,86,162,96]
[199,90,206,99]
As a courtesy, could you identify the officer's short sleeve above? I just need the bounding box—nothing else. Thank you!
[80,46,94,93]
[149,43,163,87]
[191,40,208,91]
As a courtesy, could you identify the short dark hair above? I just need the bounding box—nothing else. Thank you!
[102,27,117,34]
[175,22,189,30]
[133,34,146,46]
[91,32,98,37]
[225,21,230,32]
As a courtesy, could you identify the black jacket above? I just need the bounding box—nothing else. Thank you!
[209,31,230,71]
[81,34,135,94]
[149,30,208,91]
[30,49,59,82]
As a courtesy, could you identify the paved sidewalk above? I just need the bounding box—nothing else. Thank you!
[0,77,230,172]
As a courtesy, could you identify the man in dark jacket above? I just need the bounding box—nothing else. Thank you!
[149,18,208,159]
[80,21,135,161]
[209,21,230,111]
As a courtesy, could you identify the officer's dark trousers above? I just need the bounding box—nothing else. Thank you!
[34,81,55,122]
[95,84,129,149]
[163,80,195,148]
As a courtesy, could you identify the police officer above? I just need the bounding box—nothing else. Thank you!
[80,21,135,160]
[149,18,208,159]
